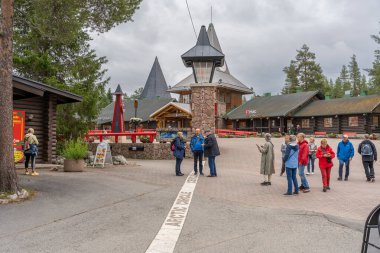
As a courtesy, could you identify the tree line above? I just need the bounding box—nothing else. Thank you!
[282,29,380,97]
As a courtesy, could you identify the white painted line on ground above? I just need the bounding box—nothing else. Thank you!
[145,172,199,253]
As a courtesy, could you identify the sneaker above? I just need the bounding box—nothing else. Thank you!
[371,178,375,183]
[337,177,342,181]
[303,188,310,193]
[323,187,327,192]
[293,191,299,195]
[326,186,331,190]
[260,182,269,186]
[306,172,310,175]
[312,172,315,175]
[31,171,39,176]
[367,178,371,182]
[344,177,348,181]
[200,172,204,176]
[299,185,305,190]
[194,172,198,175]
[25,171,30,175]
[283,192,293,196]
[267,182,272,186]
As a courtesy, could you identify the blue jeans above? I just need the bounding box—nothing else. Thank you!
[286,167,299,193]
[298,165,309,188]
[208,156,217,176]
[307,155,315,173]
[339,159,350,179]
[175,158,183,175]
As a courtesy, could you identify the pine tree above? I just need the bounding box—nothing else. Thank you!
[106,88,113,103]
[0,0,19,192]
[333,78,344,98]
[360,75,368,95]
[282,61,299,94]
[339,65,351,93]
[294,44,325,92]
[368,28,380,94]
[348,55,361,96]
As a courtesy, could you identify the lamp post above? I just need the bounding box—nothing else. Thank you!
[181,25,225,131]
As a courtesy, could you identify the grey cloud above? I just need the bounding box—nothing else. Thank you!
[90,0,380,95]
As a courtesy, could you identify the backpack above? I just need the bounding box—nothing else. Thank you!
[361,143,373,156]
[170,138,176,152]
[23,138,30,151]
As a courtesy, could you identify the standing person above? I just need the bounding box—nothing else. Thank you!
[307,137,317,175]
[280,135,290,176]
[173,132,186,176]
[24,128,39,176]
[316,139,336,192]
[358,134,377,182]
[297,133,310,193]
[203,129,220,177]
[283,135,299,195]
[190,128,205,176]
[257,133,275,186]
[337,135,355,181]
[296,124,301,135]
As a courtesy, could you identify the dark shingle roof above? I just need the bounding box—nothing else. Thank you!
[225,91,320,120]
[97,98,174,125]
[293,94,380,117]
[140,57,171,99]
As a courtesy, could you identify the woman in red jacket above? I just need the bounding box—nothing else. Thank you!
[316,139,336,192]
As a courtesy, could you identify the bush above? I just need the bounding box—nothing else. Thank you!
[328,133,337,138]
[140,136,153,143]
[62,140,88,160]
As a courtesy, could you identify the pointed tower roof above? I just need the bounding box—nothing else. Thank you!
[207,23,230,74]
[140,57,171,99]
[114,84,123,95]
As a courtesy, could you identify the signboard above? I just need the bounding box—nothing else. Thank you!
[245,109,256,116]
[13,110,25,163]
[93,142,112,167]
[159,131,188,140]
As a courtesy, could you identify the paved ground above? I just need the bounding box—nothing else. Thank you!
[0,137,378,252]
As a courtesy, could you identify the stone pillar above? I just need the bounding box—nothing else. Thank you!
[191,84,217,131]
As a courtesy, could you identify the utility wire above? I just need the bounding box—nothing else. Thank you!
[185,0,197,39]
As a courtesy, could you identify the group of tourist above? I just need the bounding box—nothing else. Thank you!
[259,132,377,195]
[172,129,220,177]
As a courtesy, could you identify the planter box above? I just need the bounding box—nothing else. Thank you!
[64,159,85,172]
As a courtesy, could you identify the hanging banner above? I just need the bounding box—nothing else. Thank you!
[13,110,26,163]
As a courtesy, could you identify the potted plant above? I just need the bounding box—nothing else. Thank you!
[62,140,88,172]
[139,135,152,143]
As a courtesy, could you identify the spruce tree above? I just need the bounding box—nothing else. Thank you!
[339,65,351,93]
[333,78,344,98]
[348,54,361,96]
[368,28,380,94]
[282,61,299,94]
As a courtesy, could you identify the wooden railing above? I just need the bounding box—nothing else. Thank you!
[85,131,157,143]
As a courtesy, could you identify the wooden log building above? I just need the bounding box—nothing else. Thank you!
[13,75,82,163]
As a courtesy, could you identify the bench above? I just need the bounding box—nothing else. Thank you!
[314,132,327,135]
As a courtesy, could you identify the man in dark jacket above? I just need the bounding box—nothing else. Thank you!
[173,132,186,176]
[358,134,377,182]
[203,129,220,177]
[190,128,205,175]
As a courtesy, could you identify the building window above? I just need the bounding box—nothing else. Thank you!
[373,116,379,127]
[324,118,333,128]
[348,116,359,127]
[301,119,310,128]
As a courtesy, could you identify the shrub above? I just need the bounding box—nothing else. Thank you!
[140,136,153,143]
[62,140,88,160]
[328,133,337,138]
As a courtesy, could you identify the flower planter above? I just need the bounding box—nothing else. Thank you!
[64,159,85,172]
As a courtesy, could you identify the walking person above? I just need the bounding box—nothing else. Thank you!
[24,128,39,176]
[190,128,205,176]
[358,134,377,182]
[257,133,275,186]
[337,135,354,181]
[297,133,310,192]
[173,132,186,176]
[280,135,290,176]
[203,129,220,177]
[306,137,317,175]
[316,139,336,192]
[283,135,299,195]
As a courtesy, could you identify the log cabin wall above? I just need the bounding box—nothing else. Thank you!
[14,94,57,163]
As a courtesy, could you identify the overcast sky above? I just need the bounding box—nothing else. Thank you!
[90,0,380,96]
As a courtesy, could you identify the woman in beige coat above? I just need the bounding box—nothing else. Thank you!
[24,128,39,176]
[257,133,275,186]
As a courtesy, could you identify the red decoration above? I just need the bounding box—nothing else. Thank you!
[111,86,125,133]
[13,110,25,163]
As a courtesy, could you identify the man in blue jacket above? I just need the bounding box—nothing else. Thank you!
[190,129,205,175]
[337,135,355,181]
